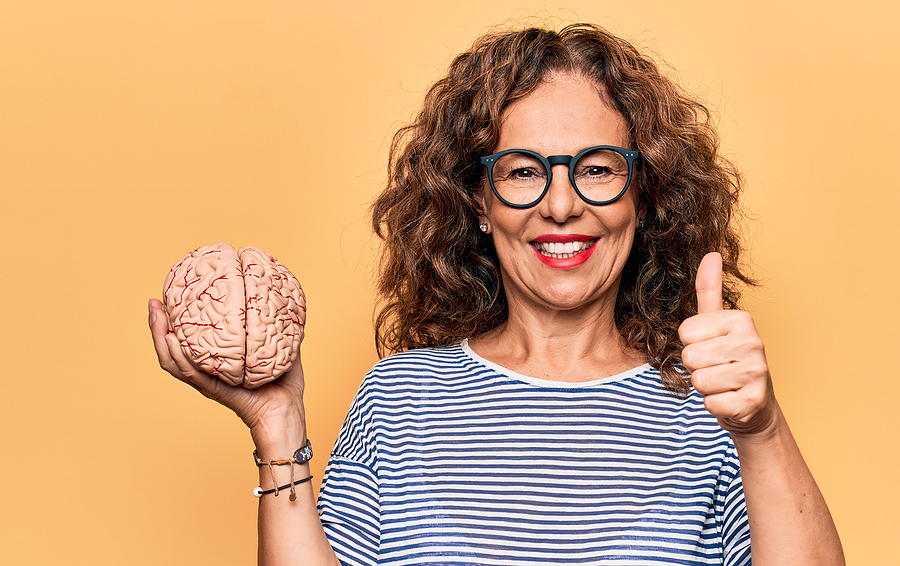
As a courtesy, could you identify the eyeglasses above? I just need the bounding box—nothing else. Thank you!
[479,146,640,208]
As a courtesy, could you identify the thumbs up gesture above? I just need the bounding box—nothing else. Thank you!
[679,253,776,437]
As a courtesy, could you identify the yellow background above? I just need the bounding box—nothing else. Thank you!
[2,1,897,564]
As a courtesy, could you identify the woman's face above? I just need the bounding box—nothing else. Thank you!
[478,72,641,315]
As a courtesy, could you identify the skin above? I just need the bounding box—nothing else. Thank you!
[470,72,646,381]
[148,71,843,565]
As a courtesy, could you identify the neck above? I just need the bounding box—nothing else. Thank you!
[469,294,645,382]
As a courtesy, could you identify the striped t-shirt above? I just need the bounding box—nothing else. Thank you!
[317,341,751,565]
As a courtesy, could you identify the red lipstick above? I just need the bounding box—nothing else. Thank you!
[531,234,597,269]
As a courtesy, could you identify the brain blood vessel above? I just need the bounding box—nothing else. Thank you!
[162,243,306,388]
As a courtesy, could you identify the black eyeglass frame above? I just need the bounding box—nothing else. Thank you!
[479,145,641,209]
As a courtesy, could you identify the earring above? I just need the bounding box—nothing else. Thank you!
[638,219,646,230]
[479,223,489,233]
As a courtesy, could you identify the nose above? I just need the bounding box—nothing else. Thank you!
[538,164,583,223]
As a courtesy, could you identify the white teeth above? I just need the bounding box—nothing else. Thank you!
[535,239,596,258]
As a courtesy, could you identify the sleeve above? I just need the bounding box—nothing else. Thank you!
[720,444,752,566]
[317,378,382,566]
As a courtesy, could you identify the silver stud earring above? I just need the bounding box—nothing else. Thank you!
[479,223,489,233]
[638,219,646,230]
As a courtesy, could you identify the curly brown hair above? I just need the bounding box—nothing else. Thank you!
[371,23,754,394]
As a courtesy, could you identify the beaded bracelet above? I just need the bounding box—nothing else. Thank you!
[252,440,313,501]
[253,475,313,499]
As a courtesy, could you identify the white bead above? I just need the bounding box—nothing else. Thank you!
[253,486,263,497]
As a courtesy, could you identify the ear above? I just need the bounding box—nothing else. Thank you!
[473,188,492,235]
[474,187,489,221]
[635,190,648,225]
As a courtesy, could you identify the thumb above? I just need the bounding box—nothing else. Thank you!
[696,252,723,314]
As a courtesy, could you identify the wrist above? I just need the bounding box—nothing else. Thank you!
[253,437,315,497]
[250,411,307,461]
[729,400,790,452]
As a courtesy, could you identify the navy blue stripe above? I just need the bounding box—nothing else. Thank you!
[318,343,751,566]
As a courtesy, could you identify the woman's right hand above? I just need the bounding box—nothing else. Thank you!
[151,297,339,565]
[148,298,308,454]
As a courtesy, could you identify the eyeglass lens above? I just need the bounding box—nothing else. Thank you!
[490,149,629,206]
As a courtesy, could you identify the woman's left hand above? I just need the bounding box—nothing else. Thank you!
[678,252,777,438]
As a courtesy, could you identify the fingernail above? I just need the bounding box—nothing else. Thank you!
[149,303,157,324]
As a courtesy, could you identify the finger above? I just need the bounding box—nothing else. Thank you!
[148,298,163,331]
[163,333,225,396]
[689,364,746,396]
[696,252,723,314]
[149,299,208,392]
[682,310,764,362]
[701,386,772,431]
[149,298,179,373]
[681,338,726,372]
[679,312,733,347]
[702,389,754,421]
[681,320,747,368]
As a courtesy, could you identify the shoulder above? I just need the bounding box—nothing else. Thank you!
[353,343,486,396]
[343,343,499,426]
[366,342,482,379]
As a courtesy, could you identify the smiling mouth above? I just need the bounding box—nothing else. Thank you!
[532,239,598,259]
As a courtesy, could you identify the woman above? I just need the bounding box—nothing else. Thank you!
[149,23,843,565]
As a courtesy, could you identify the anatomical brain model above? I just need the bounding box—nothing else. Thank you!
[162,243,305,388]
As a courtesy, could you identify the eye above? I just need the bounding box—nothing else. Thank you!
[574,149,628,185]
[507,167,542,180]
[581,165,613,178]
[493,152,547,184]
